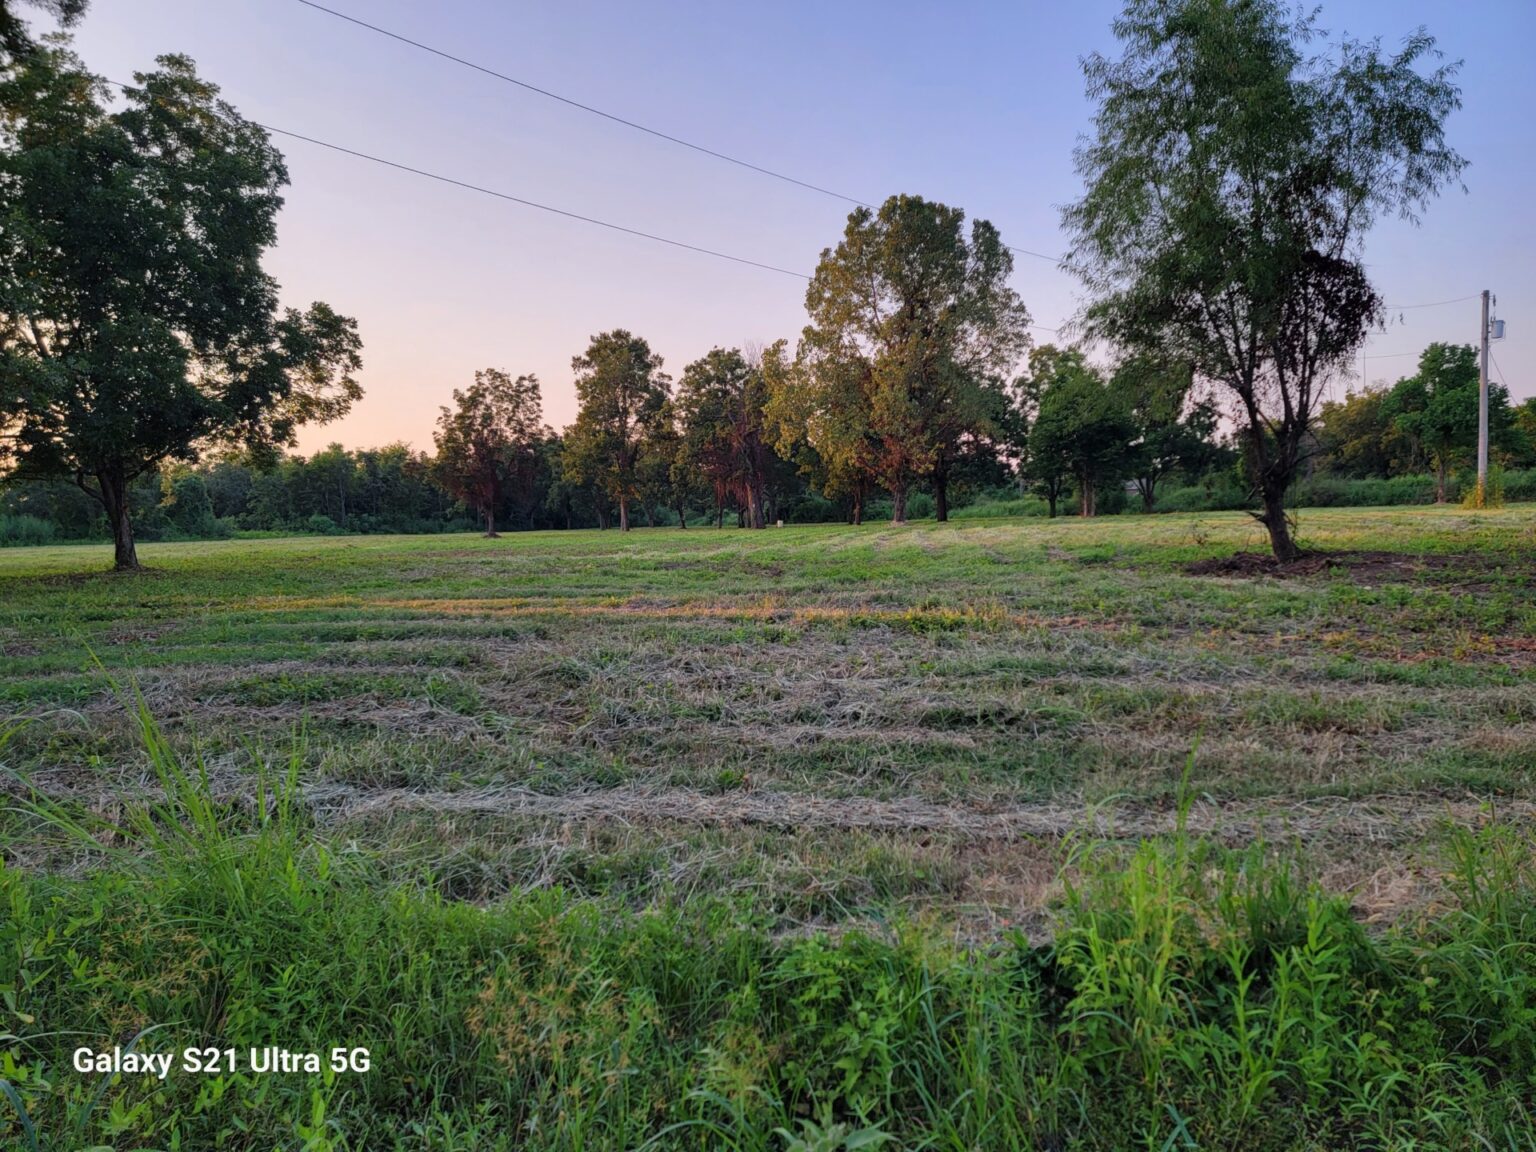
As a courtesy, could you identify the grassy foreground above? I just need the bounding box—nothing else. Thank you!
[3,507,1536,1148]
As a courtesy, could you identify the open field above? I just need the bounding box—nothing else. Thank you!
[4,506,1536,1148]
[5,505,1535,929]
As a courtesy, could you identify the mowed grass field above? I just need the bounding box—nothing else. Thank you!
[4,506,1534,928]
[4,506,1536,1149]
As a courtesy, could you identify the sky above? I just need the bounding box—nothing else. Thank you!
[45,0,1536,453]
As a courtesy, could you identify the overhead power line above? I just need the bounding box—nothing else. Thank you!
[256,126,1065,333]
[1364,292,1503,362]
[260,121,1062,330]
[256,124,816,281]
[293,5,1492,305]
[292,0,866,208]
[102,77,807,277]
[291,0,1068,267]
[1383,293,1478,310]
[109,82,1070,332]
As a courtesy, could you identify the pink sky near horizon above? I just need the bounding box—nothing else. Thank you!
[55,0,1536,456]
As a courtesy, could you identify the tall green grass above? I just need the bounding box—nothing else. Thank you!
[3,710,1534,1149]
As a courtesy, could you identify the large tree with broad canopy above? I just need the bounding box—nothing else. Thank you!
[1065,0,1465,560]
[0,47,362,568]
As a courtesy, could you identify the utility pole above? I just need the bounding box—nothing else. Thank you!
[1477,289,1490,503]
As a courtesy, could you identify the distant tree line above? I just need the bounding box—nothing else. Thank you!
[6,328,1530,547]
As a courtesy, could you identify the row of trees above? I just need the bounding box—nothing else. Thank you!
[425,331,1534,538]
[9,328,1529,543]
[2,443,458,539]
[429,196,1036,536]
[428,197,1235,536]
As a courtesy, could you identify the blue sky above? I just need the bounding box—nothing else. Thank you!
[54,0,1536,450]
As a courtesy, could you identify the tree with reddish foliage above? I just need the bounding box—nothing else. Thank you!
[432,370,547,537]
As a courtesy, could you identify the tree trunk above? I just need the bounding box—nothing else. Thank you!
[1046,489,1058,519]
[852,493,863,526]
[1140,478,1156,513]
[934,472,949,523]
[618,497,630,532]
[483,506,499,538]
[891,487,908,525]
[747,479,767,529]
[98,468,140,571]
[1078,476,1096,518]
[644,503,656,529]
[1258,484,1299,562]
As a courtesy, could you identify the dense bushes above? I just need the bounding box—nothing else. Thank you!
[0,450,478,544]
[5,457,1535,549]
[0,514,55,547]
[953,470,1536,520]
[951,493,1052,518]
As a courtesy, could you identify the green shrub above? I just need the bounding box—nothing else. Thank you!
[1504,468,1536,502]
[1151,470,1536,515]
[303,512,344,535]
[951,494,1052,518]
[0,514,56,547]
[781,494,848,523]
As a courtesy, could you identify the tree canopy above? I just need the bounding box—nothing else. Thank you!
[1316,387,1419,481]
[563,330,670,532]
[432,369,548,536]
[0,0,86,59]
[793,194,1030,523]
[1065,0,1465,559]
[674,346,774,529]
[1111,354,1218,512]
[0,47,362,568]
[1383,343,1515,503]
[1019,345,1136,518]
